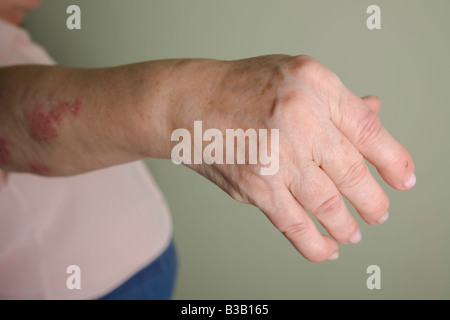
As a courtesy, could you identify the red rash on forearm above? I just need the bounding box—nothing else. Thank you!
[26,94,82,143]
[28,162,51,174]
[0,137,11,165]
[0,61,189,175]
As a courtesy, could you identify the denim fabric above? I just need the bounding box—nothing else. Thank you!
[99,240,177,300]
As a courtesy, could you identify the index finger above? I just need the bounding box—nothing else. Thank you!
[332,91,415,191]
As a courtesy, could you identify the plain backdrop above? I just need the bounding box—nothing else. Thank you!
[25,0,450,299]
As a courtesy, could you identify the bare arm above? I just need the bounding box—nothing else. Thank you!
[0,59,213,175]
[0,55,415,261]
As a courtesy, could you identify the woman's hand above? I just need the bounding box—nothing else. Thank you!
[174,55,415,262]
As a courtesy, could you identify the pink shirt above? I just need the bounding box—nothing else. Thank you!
[0,18,172,299]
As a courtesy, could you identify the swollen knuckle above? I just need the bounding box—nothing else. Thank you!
[288,55,323,81]
[280,221,309,239]
[357,112,382,146]
[366,197,390,220]
[339,157,367,189]
[315,193,341,217]
[289,55,343,92]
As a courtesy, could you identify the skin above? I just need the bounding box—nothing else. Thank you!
[0,0,41,25]
[0,2,415,262]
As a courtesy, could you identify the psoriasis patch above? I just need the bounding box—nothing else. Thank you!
[0,137,11,165]
[29,163,51,174]
[26,97,82,143]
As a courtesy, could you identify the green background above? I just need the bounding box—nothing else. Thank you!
[25,0,450,299]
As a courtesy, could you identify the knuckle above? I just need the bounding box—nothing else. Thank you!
[366,196,390,222]
[338,157,368,189]
[280,221,310,240]
[314,193,342,217]
[357,112,382,146]
[288,55,324,83]
[287,55,343,90]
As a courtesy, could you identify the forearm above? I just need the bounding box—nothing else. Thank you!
[0,59,215,176]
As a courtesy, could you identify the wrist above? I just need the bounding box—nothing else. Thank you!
[133,58,225,160]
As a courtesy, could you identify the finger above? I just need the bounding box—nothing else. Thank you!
[289,161,361,244]
[332,91,416,191]
[318,125,390,225]
[261,189,339,262]
[361,95,381,114]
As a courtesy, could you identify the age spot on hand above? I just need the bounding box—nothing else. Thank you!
[26,97,83,143]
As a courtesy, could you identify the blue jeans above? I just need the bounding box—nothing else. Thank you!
[98,240,177,300]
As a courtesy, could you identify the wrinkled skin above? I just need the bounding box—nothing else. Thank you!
[181,55,415,262]
[0,0,415,262]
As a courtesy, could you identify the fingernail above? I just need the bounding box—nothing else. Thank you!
[377,211,389,224]
[404,172,416,189]
[327,252,339,261]
[348,229,362,244]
